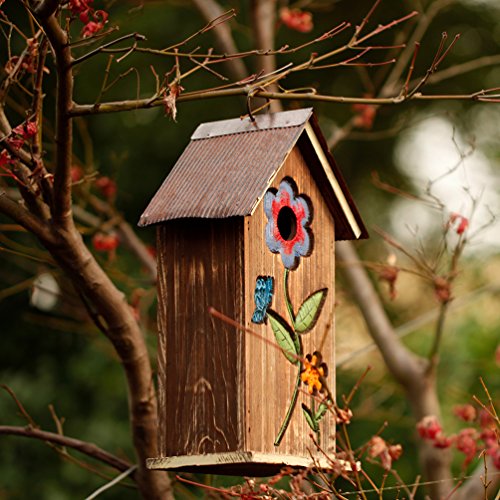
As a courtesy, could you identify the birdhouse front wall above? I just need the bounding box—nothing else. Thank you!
[244,144,336,459]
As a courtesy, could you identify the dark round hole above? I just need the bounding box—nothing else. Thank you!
[277,206,297,241]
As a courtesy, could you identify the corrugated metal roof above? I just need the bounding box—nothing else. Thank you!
[139,108,368,241]
[191,108,313,139]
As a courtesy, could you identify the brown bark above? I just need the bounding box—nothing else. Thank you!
[41,228,172,499]
[6,8,173,498]
[250,0,281,112]
[0,193,171,497]
[43,15,74,230]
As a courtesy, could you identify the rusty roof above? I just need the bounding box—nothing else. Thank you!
[139,108,368,241]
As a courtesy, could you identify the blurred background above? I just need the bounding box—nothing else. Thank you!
[0,0,499,497]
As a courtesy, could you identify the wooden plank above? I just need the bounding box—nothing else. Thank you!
[157,218,245,456]
[244,144,336,458]
[304,123,361,238]
[146,451,347,476]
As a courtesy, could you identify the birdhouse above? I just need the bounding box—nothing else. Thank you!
[139,108,367,476]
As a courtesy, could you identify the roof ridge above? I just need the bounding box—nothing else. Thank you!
[191,108,313,140]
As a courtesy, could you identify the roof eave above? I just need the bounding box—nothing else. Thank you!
[301,114,368,241]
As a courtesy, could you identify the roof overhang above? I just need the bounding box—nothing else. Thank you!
[139,108,368,241]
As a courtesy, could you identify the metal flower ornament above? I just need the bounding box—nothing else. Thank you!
[264,178,312,270]
[252,177,331,445]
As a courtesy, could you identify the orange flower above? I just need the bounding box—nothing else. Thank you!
[300,351,327,394]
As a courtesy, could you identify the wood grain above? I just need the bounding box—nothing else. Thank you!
[157,218,245,456]
[154,143,336,472]
[244,144,336,458]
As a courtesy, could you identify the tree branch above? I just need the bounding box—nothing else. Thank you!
[0,425,133,473]
[0,191,53,242]
[427,54,500,86]
[72,199,157,282]
[336,241,422,385]
[456,457,500,500]
[41,229,172,498]
[69,86,498,117]
[191,0,247,81]
[251,0,280,112]
[33,0,61,19]
[40,15,74,230]
[383,0,455,95]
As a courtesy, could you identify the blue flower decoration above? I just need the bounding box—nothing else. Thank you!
[264,178,312,270]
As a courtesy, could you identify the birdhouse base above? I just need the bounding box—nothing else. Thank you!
[147,452,334,476]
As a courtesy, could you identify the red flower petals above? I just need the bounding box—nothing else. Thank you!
[264,178,312,270]
[352,103,377,130]
[418,407,500,469]
[456,428,478,466]
[417,415,443,440]
[92,232,119,252]
[448,212,469,235]
[68,1,109,38]
[82,10,109,38]
[368,436,403,470]
[453,404,477,422]
[95,176,117,199]
[280,8,313,33]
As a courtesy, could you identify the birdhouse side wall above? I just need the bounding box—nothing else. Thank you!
[244,145,336,457]
[156,219,245,457]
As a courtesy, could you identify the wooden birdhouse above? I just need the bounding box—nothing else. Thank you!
[139,108,367,476]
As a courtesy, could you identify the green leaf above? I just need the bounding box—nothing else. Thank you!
[315,402,328,421]
[302,403,318,432]
[267,310,298,365]
[294,289,328,334]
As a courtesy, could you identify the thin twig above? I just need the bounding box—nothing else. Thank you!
[0,385,38,427]
[71,33,146,66]
[85,465,138,500]
[350,0,382,44]
[209,307,307,365]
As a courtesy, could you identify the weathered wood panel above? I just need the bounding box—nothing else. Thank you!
[157,218,245,456]
[244,145,336,457]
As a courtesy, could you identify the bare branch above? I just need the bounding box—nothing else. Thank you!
[86,465,138,499]
[0,425,133,473]
[71,33,147,67]
[383,0,455,94]
[456,457,500,500]
[350,0,382,45]
[69,86,499,117]
[33,0,61,19]
[191,1,247,81]
[427,54,500,86]
[73,195,157,282]
[40,15,73,230]
[39,231,172,497]
[0,191,53,242]
[335,240,422,386]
